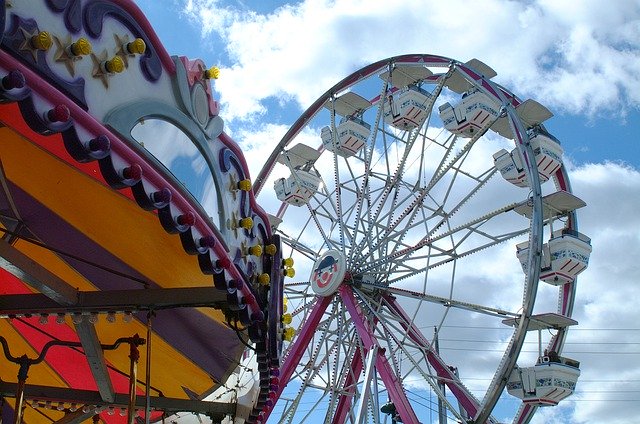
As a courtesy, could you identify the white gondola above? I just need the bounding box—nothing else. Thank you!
[274,171,322,206]
[323,92,371,157]
[517,228,592,285]
[439,87,501,137]
[503,313,580,407]
[321,116,371,158]
[274,143,322,207]
[493,130,564,187]
[379,64,433,131]
[507,357,580,406]
[383,85,432,130]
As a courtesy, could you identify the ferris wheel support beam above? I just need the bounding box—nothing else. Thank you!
[339,286,419,424]
[332,308,386,424]
[262,295,333,422]
[331,332,365,423]
[383,295,492,423]
[354,345,379,424]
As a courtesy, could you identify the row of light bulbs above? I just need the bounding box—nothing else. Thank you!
[1,311,136,324]
[27,399,148,416]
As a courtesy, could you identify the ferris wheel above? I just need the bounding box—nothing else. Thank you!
[251,55,592,424]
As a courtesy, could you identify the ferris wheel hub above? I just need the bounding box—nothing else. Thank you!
[310,249,347,296]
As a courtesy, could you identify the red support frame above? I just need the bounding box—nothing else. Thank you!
[384,294,487,421]
[338,286,419,424]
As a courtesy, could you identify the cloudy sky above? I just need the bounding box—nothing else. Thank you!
[134,1,640,422]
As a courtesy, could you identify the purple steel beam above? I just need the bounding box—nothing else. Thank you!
[332,301,387,423]
[384,294,488,422]
[261,295,333,421]
[331,325,365,423]
[339,286,419,424]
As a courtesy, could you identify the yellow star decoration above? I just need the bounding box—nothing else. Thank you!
[53,35,86,76]
[113,34,132,67]
[227,211,239,238]
[114,34,145,68]
[90,49,124,88]
[90,49,110,88]
[229,174,238,201]
[19,28,51,62]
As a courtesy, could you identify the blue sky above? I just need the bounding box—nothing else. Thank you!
[136,0,640,168]
[133,1,640,423]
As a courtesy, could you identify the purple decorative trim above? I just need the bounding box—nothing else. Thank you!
[0,69,30,102]
[45,0,82,34]
[179,228,213,255]
[45,0,70,12]
[62,128,111,162]
[219,147,251,217]
[97,154,141,189]
[2,15,88,108]
[266,235,284,364]
[219,133,272,238]
[0,1,5,45]
[83,0,162,81]
[17,93,73,134]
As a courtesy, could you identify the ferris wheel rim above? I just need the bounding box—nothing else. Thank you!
[255,54,581,424]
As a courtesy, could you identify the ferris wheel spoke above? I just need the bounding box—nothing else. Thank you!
[306,203,341,251]
[360,130,499,267]
[382,294,490,421]
[357,198,524,276]
[357,127,410,249]
[331,342,368,423]
[427,113,499,189]
[384,227,530,285]
[378,285,520,319]
[323,304,351,413]
[347,74,390,266]
[339,285,420,423]
[327,99,348,253]
[372,69,450,233]
[280,235,319,261]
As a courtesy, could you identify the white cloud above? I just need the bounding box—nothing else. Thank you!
[174,1,640,422]
[183,0,640,123]
[559,162,640,423]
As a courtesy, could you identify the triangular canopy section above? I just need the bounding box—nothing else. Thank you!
[379,64,433,89]
[445,58,497,94]
[325,92,371,117]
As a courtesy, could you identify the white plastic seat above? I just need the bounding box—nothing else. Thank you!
[542,229,592,285]
[439,87,500,137]
[383,86,431,130]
